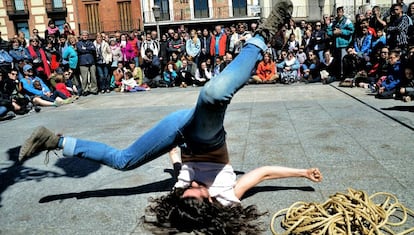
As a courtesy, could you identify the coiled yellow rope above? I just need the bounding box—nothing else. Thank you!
[271,188,414,235]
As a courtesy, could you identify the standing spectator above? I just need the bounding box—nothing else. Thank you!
[62,35,80,93]
[199,28,212,64]
[31,29,44,47]
[299,20,307,38]
[141,32,160,59]
[251,52,278,83]
[141,48,161,88]
[76,31,98,96]
[94,33,112,93]
[109,38,123,71]
[386,3,411,54]
[227,24,239,55]
[8,38,30,69]
[26,37,51,81]
[16,31,28,48]
[186,29,201,66]
[301,29,312,54]
[167,32,185,60]
[128,31,141,66]
[285,19,302,46]
[210,25,227,62]
[369,6,387,32]
[326,6,355,80]
[234,23,251,56]
[62,22,75,38]
[44,19,60,46]
[285,33,299,52]
[310,22,327,62]
[159,34,169,70]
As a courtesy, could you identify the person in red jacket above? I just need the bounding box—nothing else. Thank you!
[210,25,227,63]
[251,52,278,83]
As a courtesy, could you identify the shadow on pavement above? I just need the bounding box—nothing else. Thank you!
[381,106,414,112]
[241,186,315,200]
[39,177,175,203]
[0,146,101,207]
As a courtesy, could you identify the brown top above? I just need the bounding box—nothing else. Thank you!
[181,143,229,164]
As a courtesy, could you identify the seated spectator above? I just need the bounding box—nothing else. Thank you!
[251,52,278,84]
[277,50,300,84]
[194,61,212,86]
[111,61,125,92]
[177,58,196,88]
[141,48,161,88]
[170,51,182,69]
[20,64,70,107]
[62,69,78,96]
[375,50,403,99]
[319,50,338,84]
[162,61,178,87]
[128,61,143,86]
[121,71,149,92]
[53,73,75,99]
[399,67,414,102]
[220,52,233,72]
[213,56,223,77]
[1,68,33,114]
[302,50,322,83]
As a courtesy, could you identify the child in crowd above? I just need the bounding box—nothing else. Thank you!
[121,71,149,92]
[111,61,126,92]
[54,74,72,98]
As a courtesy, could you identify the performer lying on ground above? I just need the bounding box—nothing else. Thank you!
[19,0,322,233]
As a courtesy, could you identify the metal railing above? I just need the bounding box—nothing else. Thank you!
[45,0,67,12]
[5,0,29,15]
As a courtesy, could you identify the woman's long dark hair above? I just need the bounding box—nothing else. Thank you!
[142,188,266,234]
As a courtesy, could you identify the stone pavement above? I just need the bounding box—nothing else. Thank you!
[1,82,413,234]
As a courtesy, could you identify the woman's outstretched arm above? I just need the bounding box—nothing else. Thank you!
[233,166,322,199]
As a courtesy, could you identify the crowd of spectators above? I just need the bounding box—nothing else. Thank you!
[1,1,414,121]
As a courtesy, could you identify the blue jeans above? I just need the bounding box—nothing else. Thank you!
[63,36,267,170]
[96,64,110,91]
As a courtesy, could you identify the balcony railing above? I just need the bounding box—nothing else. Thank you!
[6,0,29,19]
[45,0,67,17]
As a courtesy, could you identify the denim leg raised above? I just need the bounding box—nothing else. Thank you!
[63,36,267,170]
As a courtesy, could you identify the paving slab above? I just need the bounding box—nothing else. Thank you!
[1,82,413,234]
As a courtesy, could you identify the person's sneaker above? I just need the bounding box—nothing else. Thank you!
[19,126,61,162]
[254,0,293,43]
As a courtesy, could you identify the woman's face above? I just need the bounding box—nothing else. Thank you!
[167,64,173,70]
[200,62,206,69]
[121,35,127,41]
[182,181,212,202]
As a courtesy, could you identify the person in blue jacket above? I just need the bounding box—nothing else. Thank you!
[376,50,403,98]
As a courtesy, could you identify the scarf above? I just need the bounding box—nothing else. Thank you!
[27,45,51,78]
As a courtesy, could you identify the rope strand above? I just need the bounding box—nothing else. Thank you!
[271,188,414,235]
